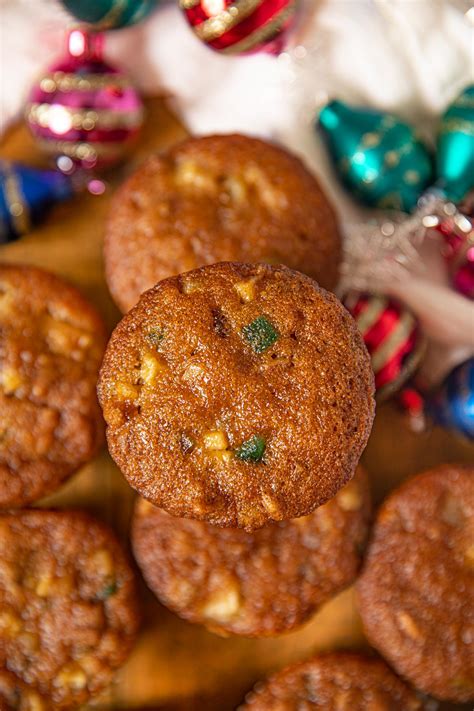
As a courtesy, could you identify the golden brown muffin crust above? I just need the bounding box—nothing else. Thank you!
[357,464,474,703]
[132,467,370,637]
[98,262,375,530]
[0,264,106,508]
[0,510,139,710]
[0,667,48,711]
[240,652,423,710]
[104,133,341,312]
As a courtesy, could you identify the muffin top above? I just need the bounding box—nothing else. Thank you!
[104,133,341,312]
[357,464,474,703]
[240,652,422,710]
[0,264,106,508]
[98,262,375,530]
[0,509,139,710]
[132,467,370,637]
[0,667,48,711]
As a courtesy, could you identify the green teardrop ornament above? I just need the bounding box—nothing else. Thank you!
[61,0,157,30]
[437,85,474,203]
[317,100,434,212]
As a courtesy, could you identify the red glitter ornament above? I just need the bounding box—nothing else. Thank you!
[25,29,144,171]
[436,198,474,300]
[344,292,426,401]
[180,0,298,56]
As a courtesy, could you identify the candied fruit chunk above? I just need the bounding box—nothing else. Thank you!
[242,316,278,353]
[235,435,266,462]
[234,279,256,303]
[146,327,165,348]
[203,430,229,451]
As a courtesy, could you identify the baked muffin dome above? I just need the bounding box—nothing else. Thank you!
[104,133,341,313]
[357,464,474,703]
[0,264,106,508]
[98,262,375,530]
[132,467,370,637]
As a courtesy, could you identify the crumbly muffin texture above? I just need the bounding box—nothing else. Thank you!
[0,264,106,508]
[0,667,48,711]
[240,652,423,710]
[0,510,139,710]
[357,464,474,703]
[98,262,375,531]
[132,467,370,637]
[104,134,341,312]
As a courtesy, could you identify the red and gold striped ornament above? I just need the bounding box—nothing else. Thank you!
[344,292,426,401]
[180,0,298,56]
[25,29,144,172]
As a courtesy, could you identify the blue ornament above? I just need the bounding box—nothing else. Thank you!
[428,358,474,440]
[0,161,73,243]
[317,100,434,212]
[437,84,474,203]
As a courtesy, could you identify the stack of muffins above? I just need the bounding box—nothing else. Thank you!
[0,134,472,710]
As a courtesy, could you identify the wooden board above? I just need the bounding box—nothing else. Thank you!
[1,97,472,711]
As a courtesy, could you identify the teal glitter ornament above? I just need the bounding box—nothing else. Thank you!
[61,0,157,30]
[317,100,434,212]
[437,85,474,203]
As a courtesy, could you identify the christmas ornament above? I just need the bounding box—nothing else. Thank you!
[344,292,425,401]
[61,0,157,30]
[180,0,298,56]
[427,357,474,440]
[317,87,474,211]
[25,29,144,171]
[0,161,73,244]
[437,85,474,203]
[317,100,433,212]
[437,204,474,300]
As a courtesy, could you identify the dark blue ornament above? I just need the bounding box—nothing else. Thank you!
[428,358,474,440]
[0,161,73,243]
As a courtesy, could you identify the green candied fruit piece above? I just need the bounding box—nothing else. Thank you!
[242,316,278,353]
[99,581,117,600]
[146,327,165,348]
[235,435,266,463]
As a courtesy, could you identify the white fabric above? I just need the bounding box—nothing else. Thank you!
[1,0,473,383]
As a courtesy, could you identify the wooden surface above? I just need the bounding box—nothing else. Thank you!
[1,97,472,711]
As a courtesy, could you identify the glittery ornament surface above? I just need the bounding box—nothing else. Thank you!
[437,85,474,203]
[180,0,297,56]
[317,100,433,212]
[0,161,73,243]
[438,216,474,300]
[61,0,157,30]
[344,292,425,401]
[428,358,474,440]
[25,29,144,171]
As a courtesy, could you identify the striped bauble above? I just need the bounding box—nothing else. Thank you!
[25,29,144,171]
[180,0,298,56]
[344,292,425,401]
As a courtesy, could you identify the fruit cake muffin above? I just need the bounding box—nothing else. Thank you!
[98,262,375,530]
[240,652,423,710]
[357,464,474,703]
[132,466,370,636]
[104,133,341,313]
[0,667,48,711]
[0,509,139,710]
[0,264,106,508]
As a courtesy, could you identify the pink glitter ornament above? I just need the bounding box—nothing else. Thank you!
[25,29,144,171]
